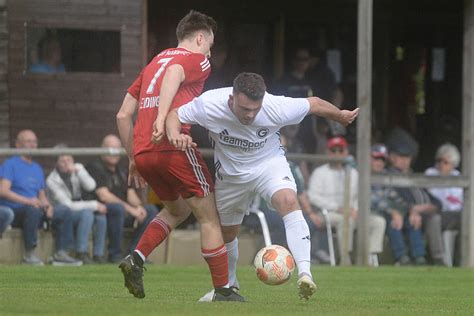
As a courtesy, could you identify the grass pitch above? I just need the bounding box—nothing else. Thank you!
[0,264,472,315]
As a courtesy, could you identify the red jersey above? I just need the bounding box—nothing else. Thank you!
[127,47,211,155]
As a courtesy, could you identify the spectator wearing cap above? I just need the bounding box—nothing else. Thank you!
[370,143,420,265]
[307,136,386,264]
[387,139,445,265]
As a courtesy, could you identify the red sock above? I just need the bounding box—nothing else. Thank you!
[202,245,229,288]
[135,217,171,258]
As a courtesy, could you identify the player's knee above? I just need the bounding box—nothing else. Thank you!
[274,193,299,211]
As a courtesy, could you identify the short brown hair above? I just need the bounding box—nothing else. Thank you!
[176,10,217,42]
[233,72,266,101]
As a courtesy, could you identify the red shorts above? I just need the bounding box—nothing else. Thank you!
[134,148,214,201]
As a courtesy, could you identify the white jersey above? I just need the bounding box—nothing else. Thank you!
[178,87,310,182]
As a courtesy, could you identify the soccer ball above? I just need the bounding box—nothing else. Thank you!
[254,245,295,285]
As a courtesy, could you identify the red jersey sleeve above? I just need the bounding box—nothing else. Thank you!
[170,53,211,85]
[127,70,144,100]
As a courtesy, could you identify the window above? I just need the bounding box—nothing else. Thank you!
[25,26,121,74]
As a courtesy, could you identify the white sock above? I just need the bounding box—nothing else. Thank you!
[282,210,312,278]
[225,238,239,288]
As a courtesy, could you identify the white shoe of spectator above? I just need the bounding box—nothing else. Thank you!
[23,250,45,266]
[51,250,83,266]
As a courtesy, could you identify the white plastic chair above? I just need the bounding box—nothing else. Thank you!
[248,195,272,247]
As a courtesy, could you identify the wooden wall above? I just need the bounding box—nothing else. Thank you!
[0,0,8,147]
[6,0,143,148]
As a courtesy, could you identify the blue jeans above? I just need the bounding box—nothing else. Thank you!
[105,203,125,260]
[93,213,106,257]
[124,204,158,253]
[70,209,94,253]
[11,206,43,250]
[0,206,14,234]
[385,214,425,260]
[105,203,158,260]
[11,205,73,251]
[51,205,74,251]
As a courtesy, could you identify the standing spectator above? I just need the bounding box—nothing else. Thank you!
[0,130,80,265]
[46,147,108,263]
[0,165,14,237]
[307,136,386,264]
[425,143,462,265]
[85,134,158,263]
[370,143,421,265]
[273,47,317,155]
[387,139,445,265]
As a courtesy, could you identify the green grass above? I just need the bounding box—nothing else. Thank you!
[0,265,473,315]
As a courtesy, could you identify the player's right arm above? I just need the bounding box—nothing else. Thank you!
[166,109,196,151]
[151,64,185,144]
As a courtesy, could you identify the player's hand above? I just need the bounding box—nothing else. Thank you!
[151,117,165,144]
[169,133,197,151]
[339,108,360,126]
[350,208,358,220]
[128,159,147,189]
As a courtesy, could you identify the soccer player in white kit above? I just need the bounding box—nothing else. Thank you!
[165,72,359,300]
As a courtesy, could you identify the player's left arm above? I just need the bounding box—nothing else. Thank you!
[307,97,359,127]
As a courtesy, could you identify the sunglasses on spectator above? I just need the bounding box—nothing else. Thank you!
[436,158,451,165]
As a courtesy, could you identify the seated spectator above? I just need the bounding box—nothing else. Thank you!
[0,165,14,237]
[425,143,462,264]
[46,146,108,263]
[307,136,386,265]
[370,143,419,265]
[387,137,445,265]
[85,134,158,263]
[29,34,65,74]
[425,143,462,231]
[0,130,80,265]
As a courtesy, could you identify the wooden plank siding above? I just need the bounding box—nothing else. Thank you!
[0,0,9,147]
[6,0,143,148]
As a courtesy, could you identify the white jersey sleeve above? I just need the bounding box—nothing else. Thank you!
[264,94,310,126]
[177,96,208,127]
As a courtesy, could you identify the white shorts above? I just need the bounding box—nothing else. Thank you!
[215,156,297,226]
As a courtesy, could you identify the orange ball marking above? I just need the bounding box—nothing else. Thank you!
[263,249,279,262]
[256,268,268,281]
[286,255,295,270]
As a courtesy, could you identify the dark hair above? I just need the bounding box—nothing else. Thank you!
[233,72,266,101]
[176,10,217,42]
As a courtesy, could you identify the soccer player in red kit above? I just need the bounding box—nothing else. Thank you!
[116,10,243,302]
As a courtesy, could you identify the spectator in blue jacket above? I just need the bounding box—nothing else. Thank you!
[0,165,14,237]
